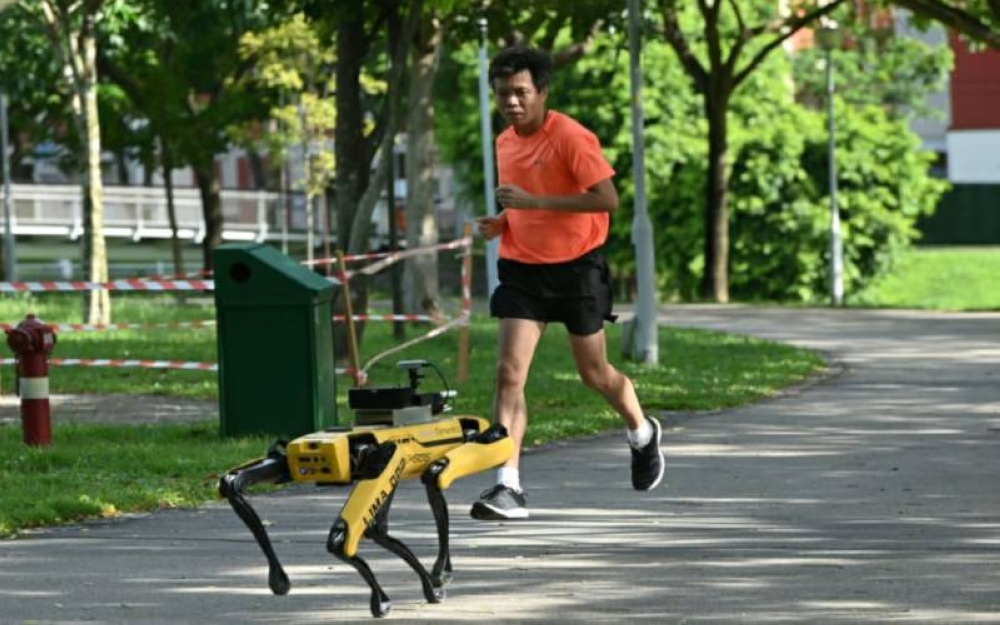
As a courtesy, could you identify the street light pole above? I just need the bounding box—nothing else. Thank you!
[0,92,16,281]
[627,0,658,364]
[477,17,499,296]
[818,26,843,307]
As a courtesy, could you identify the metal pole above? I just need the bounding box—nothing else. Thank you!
[299,100,314,263]
[627,0,658,364]
[385,29,404,340]
[387,141,404,340]
[277,90,288,254]
[0,92,16,281]
[477,17,498,296]
[826,48,843,306]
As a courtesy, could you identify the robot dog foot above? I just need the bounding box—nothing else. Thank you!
[328,520,393,618]
[218,442,293,596]
[326,442,447,617]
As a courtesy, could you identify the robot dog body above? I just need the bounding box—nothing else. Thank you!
[218,361,512,618]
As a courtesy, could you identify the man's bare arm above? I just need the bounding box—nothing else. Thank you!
[496,177,618,213]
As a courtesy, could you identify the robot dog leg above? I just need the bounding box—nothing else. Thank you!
[217,440,293,595]
[325,424,513,618]
[421,423,513,585]
[325,440,438,618]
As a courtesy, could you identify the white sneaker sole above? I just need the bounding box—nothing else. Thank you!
[641,451,666,491]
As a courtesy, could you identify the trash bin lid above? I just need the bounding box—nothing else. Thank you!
[213,242,335,306]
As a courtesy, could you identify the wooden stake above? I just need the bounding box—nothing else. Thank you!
[337,250,363,387]
[458,223,472,384]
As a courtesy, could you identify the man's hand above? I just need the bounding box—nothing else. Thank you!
[475,214,505,240]
[496,183,535,209]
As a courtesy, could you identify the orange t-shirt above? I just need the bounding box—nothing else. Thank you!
[496,110,615,264]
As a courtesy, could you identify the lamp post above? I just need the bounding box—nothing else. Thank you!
[627,0,658,364]
[477,16,498,296]
[816,25,843,306]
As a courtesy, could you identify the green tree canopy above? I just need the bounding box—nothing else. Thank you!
[436,13,947,304]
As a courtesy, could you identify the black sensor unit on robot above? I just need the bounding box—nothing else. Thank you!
[347,359,447,417]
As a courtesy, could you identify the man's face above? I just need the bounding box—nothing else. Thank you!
[493,69,548,133]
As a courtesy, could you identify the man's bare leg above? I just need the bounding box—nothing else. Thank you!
[493,318,546,471]
[569,329,666,491]
[470,318,545,521]
[568,329,644,429]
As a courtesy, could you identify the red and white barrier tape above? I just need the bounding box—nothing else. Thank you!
[304,237,472,270]
[333,313,442,323]
[0,279,213,293]
[136,270,214,281]
[1,357,358,377]
[303,251,390,265]
[0,236,469,293]
[355,237,472,277]
[360,312,469,375]
[0,233,473,381]
[0,320,217,333]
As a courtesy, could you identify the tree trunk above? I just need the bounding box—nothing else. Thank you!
[331,0,372,360]
[332,0,419,362]
[78,16,110,324]
[115,150,129,185]
[385,9,404,339]
[656,0,849,303]
[403,12,443,316]
[192,161,222,271]
[41,2,111,323]
[306,191,316,264]
[322,191,332,275]
[333,0,368,250]
[339,125,396,357]
[702,88,730,303]
[160,136,183,277]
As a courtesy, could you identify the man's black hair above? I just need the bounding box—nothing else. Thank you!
[488,46,553,91]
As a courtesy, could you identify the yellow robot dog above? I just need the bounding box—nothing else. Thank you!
[218,359,513,618]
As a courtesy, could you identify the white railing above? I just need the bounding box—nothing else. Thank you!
[1,183,312,243]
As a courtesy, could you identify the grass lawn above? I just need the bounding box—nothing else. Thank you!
[854,246,1000,311]
[0,292,825,537]
[2,242,997,536]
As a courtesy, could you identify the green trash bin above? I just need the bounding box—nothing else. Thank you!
[213,242,337,438]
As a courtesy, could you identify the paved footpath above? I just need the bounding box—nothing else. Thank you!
[1,305,999,623]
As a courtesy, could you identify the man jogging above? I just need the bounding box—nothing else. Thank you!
[472,45,665,522]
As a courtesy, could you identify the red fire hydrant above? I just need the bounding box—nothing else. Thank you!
[5,314,57,447]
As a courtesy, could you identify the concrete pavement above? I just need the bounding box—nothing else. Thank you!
[1,305,998,623]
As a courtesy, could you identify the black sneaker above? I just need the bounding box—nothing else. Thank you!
[631,416,665,491]
[470,484,529,520]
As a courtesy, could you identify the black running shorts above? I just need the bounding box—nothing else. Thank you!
[489,248,617,336]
